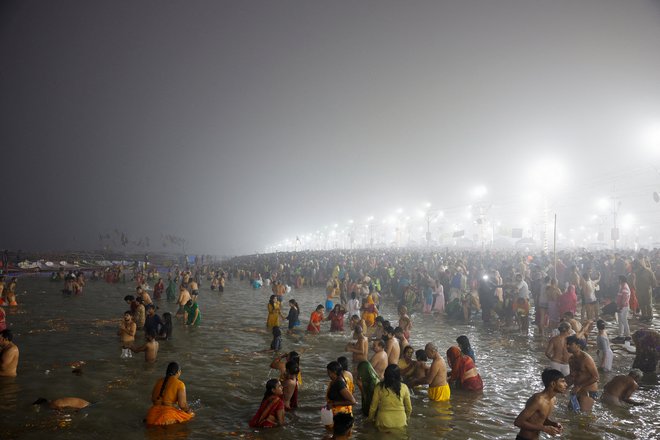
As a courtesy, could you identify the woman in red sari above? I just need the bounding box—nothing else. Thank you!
[327,304,345,332]
[446,346,483,391]
[249,379,285,428]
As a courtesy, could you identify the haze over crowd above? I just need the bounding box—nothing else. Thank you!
[1,0,659,256]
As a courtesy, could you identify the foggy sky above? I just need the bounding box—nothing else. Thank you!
[1,0,660,256]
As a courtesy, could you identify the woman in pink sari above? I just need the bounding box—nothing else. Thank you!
[559,284,577,317]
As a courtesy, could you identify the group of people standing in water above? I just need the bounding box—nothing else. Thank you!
[216,246,658,438]
[2,244,659,438]
[247,268,486,435]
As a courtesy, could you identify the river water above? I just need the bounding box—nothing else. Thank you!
[1,275,659,439]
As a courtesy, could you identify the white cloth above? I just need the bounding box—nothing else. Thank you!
[617,307,630,337]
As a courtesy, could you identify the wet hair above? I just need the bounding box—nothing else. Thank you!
[394,326,404,336]
[33,397,49,406]
[145,331,156,340]
[159,362,180,398]
[619,275,627,283]
[1,329,13,341]
[383,325,395,335]
[541,368,565,388]
[327,360,344,376]
[287,351,300,365]
[289,299,299,310]
[123,310,132,317]
[272,326,282,337]
[269,295,276,305]
[558,322,571,332]
[315,304,324,311]
[375,316,384,324]
[123,295,134,302]
[333,412,354,436]
[380,364,402,398]
[415,349,428,361]
[337,356,349,372]
[596,319,606,331]
[456,335,472,355]
[373,340,385,349]
[351,292,356,300]
[262,378,280,402]
[161,313,173,339]
[285,360,299,376]
[382,320,391,328]
[566,335,580,347]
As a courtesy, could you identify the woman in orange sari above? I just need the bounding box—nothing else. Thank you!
[446,346,483,391]
[307,305,325,334]
[248,379,285,428]
[145,362,195,426]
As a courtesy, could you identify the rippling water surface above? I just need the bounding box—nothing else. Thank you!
[1,276,658,439]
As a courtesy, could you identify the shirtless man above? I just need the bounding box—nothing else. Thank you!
[563,312,582,335]
[394,327,409,352]
[383,325,400,365]
[601,369,644,407]
[545,322,571,376]
[566,335,599,412]
[398,346,416,383]
[0,329,19,377]
[369,340,388,380]
[413,342,449,401]
[189,279,199,300]
[118,311,137,358]
[136,286,153,306]
[33,397,90,410]
[345,325,369,369]
[131,331,159,363]
[410,349,430,388]
[397,305,412,339]
[176,285,191,317]
[349,314,367,335]
[514,368,566,440]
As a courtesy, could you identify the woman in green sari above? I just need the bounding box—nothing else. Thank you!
[356,361,380,416]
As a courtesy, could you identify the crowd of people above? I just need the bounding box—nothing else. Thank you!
[1,245,659,438]
[214,247,658,437]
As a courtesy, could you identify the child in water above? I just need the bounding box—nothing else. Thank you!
[271,326,282,351]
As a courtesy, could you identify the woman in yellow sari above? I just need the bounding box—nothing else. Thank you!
[145,362,194,426]
[267,295,284,329]
[362,294,378,328]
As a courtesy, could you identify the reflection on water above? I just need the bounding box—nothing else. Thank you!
[0,276,658,439]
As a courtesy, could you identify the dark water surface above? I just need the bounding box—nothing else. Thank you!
[1,276,658,439]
